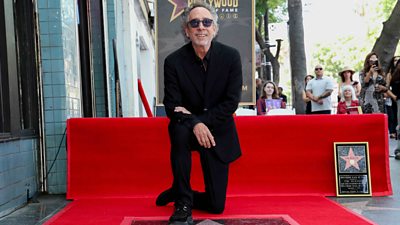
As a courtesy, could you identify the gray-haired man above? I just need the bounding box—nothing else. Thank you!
[157,1,243,224]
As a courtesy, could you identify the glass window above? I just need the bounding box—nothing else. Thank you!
[0,1,10,134]
[0,0,39,138]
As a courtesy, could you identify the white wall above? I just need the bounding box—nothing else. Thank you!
[138,26,155,116]
[115,0,155,117]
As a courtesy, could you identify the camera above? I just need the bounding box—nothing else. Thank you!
[369,60,379,70]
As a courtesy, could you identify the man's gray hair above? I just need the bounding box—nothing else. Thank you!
[181,0,219,34]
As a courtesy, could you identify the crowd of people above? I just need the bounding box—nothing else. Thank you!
[256,53,400,159]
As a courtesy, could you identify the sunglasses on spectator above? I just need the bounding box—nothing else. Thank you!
[188,18,214,28]
[315,68,323,71]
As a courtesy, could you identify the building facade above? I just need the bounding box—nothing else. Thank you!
[0,0,155,217]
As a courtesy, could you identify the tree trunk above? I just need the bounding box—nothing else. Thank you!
[372,0,400,73]
[270,40,282,86]
[256,30,282,86]
[255,1,283,86]
[257,15,264,80]
[264,9,272,81]
[288,0,307,114]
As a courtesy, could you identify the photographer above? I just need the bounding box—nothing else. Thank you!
[359,52,388,113]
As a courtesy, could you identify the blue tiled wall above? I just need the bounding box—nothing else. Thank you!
[0,139,38,217]
[38,0,81,193]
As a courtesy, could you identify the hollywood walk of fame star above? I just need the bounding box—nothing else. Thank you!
[169,0,187,22]
[340,147,364,170]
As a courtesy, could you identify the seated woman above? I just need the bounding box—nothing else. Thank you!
[337,85,360,114]
[257,81,286,115]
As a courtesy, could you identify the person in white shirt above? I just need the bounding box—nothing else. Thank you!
[306,65,335,114]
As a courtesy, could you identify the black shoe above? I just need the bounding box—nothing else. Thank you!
[168,203,193,225]
[156,188,175,206]
[395,149,400,155]
[395,152,400,160]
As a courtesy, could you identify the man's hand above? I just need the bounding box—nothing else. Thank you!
[311,96,323,104]
[174,106,191,114]
[193,123,216,149]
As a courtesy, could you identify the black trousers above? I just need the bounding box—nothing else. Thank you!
[168,122,229,214]
[311,110,331,114]
[386,102,398,134]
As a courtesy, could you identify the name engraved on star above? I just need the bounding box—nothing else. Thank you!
[334,142,372,197]
[339,175,369,194]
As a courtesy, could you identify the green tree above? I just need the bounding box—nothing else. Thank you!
[372,0,400,72]
[255,0,286,85]
[313,0,400,76]
[256,0,287,25]
[313,37,369,81]
[378,0,398,20]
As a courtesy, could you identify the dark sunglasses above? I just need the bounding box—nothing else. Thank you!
[315,68,323,71]
[188,18,213,28]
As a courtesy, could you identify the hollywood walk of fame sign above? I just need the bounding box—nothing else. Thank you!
[155,0,255,105]
[334,142,372,197]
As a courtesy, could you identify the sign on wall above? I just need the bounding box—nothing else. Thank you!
[156,0,255,105]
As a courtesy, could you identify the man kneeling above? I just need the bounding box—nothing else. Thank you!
[158,1,243,224]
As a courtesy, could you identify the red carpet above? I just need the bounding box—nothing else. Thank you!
[46,115,390,225]
[44,196,376,225]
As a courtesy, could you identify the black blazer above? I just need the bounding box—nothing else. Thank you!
[163,41,242,163]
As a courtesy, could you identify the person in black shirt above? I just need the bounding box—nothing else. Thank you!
[388,59,400,159]
[278,87,288,103]
[158,1,243,224]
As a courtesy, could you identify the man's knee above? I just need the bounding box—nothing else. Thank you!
[169,123,192,144]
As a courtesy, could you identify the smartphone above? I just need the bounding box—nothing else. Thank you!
[370,60,379,70]
[369,60,379,67]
